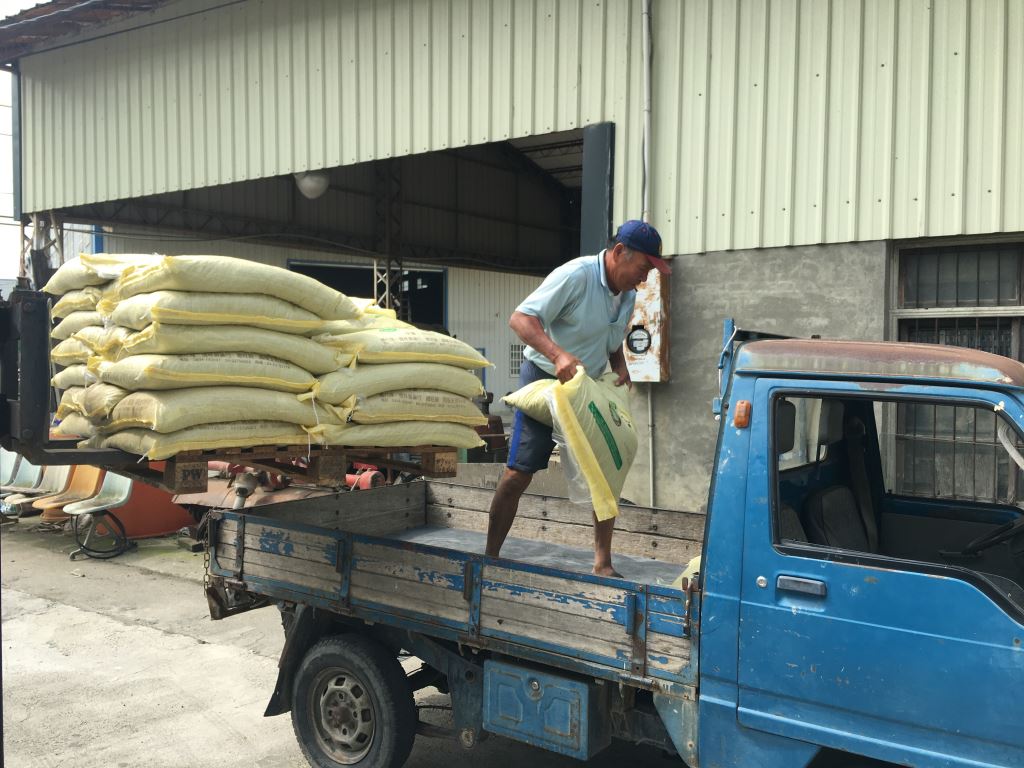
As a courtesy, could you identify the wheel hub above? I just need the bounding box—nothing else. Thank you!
[313,670,376,764]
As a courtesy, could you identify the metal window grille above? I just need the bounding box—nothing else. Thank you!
[893,401,1020,504]
[893,243,1024,503]
[899,244,1023,309]
[509,344,526,378]
[899,316,1020,359]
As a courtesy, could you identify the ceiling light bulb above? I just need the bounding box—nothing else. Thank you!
[294,171,330,200]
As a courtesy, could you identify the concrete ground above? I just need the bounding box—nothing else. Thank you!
[1,519,670,768]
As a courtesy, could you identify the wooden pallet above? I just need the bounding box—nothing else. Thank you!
[110,444,458,495]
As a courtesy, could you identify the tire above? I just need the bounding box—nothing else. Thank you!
[291,634,416,768]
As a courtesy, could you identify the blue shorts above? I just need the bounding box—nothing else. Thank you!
[507,358,556,474]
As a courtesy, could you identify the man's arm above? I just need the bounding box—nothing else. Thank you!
[609,344,632,388]
[509,311,583,383]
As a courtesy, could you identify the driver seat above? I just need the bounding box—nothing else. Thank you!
[801,402,878,553]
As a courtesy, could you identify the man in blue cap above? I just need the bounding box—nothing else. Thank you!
[487,220,671,576]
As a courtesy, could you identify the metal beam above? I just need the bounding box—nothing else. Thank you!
[580,122,615,254]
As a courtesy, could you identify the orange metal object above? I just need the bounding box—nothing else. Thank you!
[106,482,195,539]
[733,400,753,429]
[34,465,106,521]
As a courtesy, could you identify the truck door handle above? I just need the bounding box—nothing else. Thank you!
[776,575,827,597]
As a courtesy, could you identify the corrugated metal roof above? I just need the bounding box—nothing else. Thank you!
[12,0,1024,256]
[0,0,169,63]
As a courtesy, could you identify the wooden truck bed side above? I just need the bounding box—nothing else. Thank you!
[208,482,698,695]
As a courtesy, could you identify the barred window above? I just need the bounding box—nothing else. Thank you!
[891,241,1024,504]
[899,244,1022,308]
[509,343,526,377]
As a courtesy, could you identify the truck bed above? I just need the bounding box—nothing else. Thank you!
[393,527,687,586]
[208,481,702,694]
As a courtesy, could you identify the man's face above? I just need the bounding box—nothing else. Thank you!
[615,245,653,292]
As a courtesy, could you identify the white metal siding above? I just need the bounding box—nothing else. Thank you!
[21,0,642,230]
[19,0,1024,255]
[650,0,1024,253]
[447,268,543,400]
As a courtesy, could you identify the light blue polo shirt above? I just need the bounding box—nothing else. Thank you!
[517,251,637,378]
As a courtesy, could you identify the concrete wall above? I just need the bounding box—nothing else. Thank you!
[622,240,890,512]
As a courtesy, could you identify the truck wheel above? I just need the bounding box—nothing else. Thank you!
[291,634,416,768]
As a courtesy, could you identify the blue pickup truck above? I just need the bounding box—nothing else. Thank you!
[201,322,1024,768]
[2,293,1021,768]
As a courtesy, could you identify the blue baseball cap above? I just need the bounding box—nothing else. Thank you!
[614,220,671,274]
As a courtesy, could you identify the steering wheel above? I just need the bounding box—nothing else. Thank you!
[960,515,1024,556]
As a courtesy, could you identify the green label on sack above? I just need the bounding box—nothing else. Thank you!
[588,401,622,470]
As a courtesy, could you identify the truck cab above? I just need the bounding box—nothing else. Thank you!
[702,333,1024,768]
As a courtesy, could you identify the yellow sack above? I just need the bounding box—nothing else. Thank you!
[108,255,361,320]
[44,254,159,295]
[338,390,487,427]
[51,338,94,366]
[548,369,638,522]
[308,421,484,450]
[307,362,485,406]
[79,253,162,276]
[42,258,108,295]
[314,327,489,369]
[350,298,398,318]
[80,383,131,419]
[52,312,102,340]
[52,365,91,389]
[671,556,702,590]
[73,325,132,354]
[54,413,95,438]
[90,353,316,393]
[319,315,412,335]
[51,287,103,318]
[503,377,556,426]
[104,387,342,434]
[56,387,86,419]
[101,421,310,461]
[116,323,350,375]
[100,291,324,334]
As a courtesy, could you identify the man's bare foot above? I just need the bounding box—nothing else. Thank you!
[593,564,622,578]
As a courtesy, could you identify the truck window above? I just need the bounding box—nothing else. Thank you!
[884,401,1022,504]
[773,394,1024,617]
[777,397,826,471]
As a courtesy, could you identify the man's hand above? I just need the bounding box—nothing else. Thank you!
[553,351,584,383]
[509,312,584,383]
[609,346,632,389]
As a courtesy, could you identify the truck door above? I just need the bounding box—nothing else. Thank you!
[736,380,1024,768]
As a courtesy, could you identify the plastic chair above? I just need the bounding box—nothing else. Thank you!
[33,466,106,524]
[1,458,44,499]
[1,449,21,487]
[64,472,135,560]
[2,465,73,517]
[105,481,195,540]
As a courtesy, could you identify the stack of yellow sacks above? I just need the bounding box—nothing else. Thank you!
[303,315,490,450]
[43,254,489,460]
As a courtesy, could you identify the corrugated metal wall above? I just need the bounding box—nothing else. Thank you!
[21,0,643,238]
[652,0,1024,253]
[446,268,543,399]
[19,0,1024,255]
[95,232,541,399]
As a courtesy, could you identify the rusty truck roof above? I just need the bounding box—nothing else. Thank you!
[735,338,1024,389]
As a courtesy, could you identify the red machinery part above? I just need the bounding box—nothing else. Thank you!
[346,471,385,490]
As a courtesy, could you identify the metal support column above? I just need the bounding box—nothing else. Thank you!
[22,212,64,289]
[373,159,407,320]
